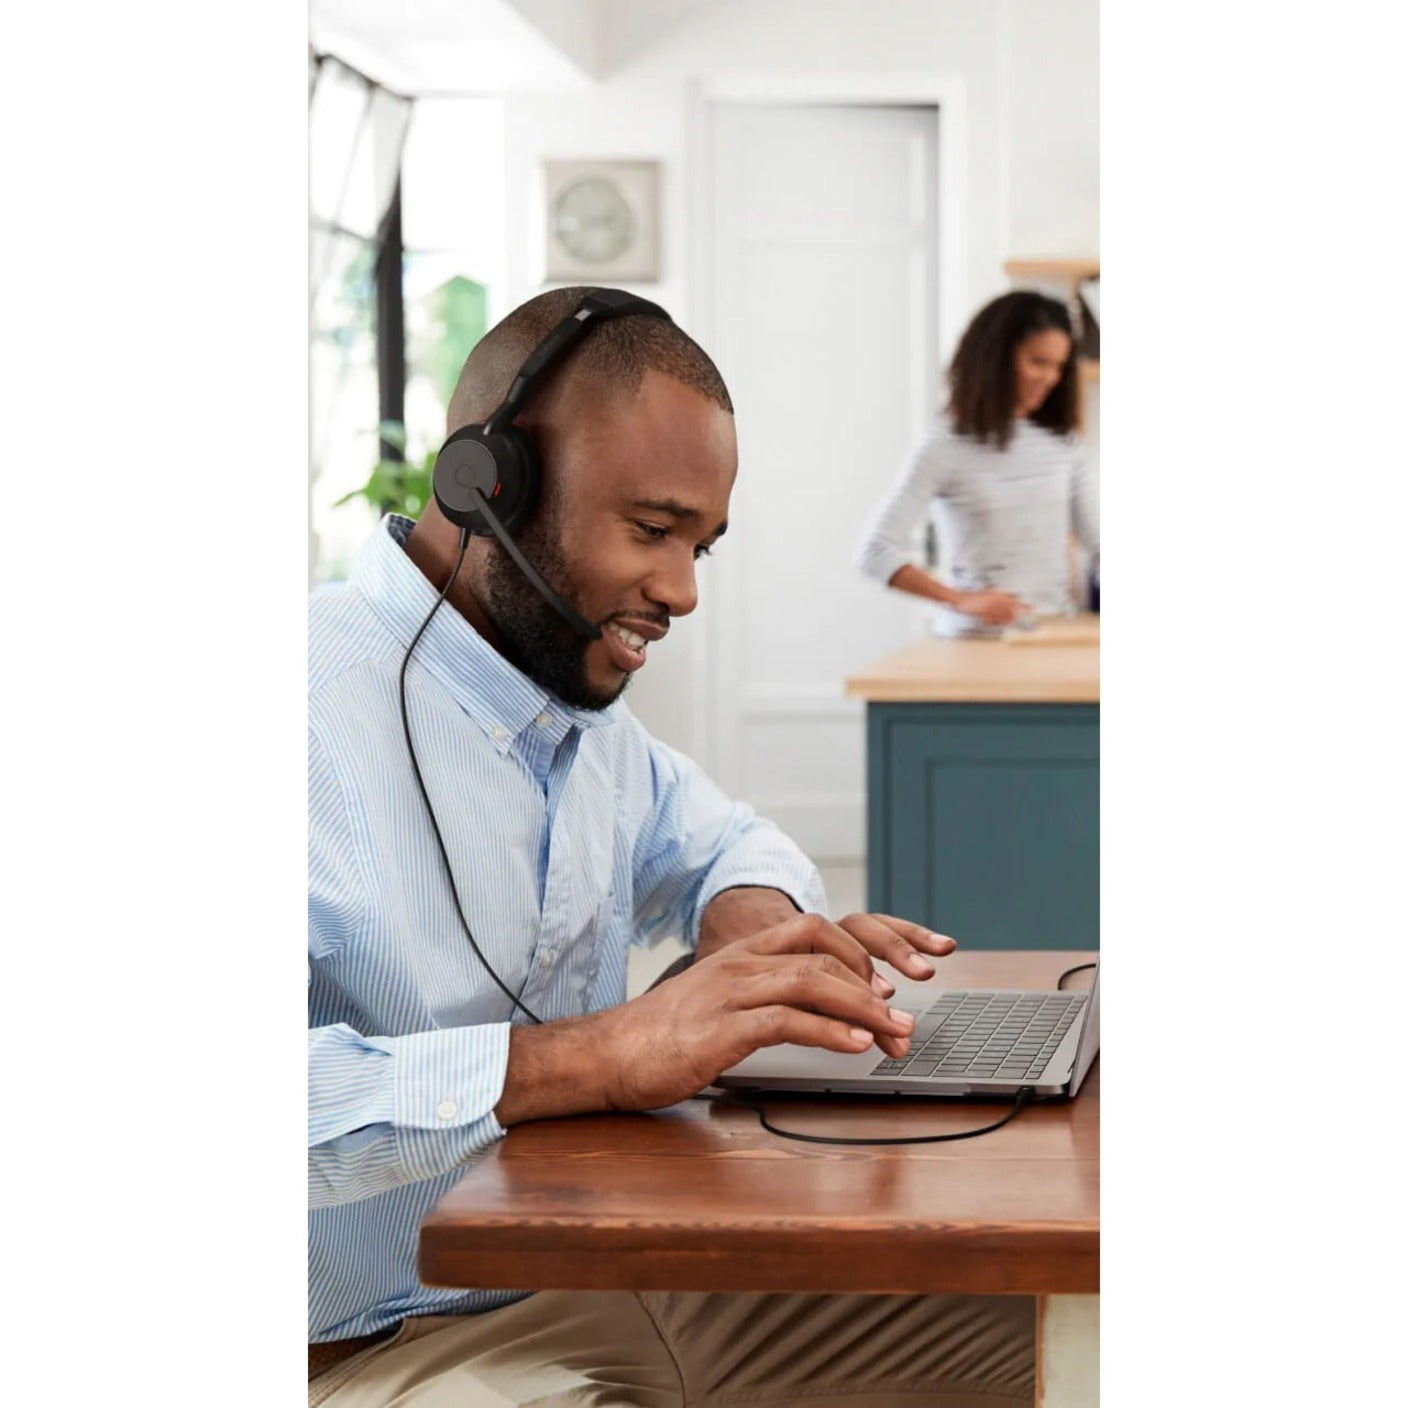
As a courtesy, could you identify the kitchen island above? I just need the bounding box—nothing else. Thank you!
[846,617,1099,949]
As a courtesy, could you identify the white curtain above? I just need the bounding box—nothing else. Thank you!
[308,53,413,582]
[308,53,411,317]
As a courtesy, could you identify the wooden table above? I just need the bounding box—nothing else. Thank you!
[420,951,1099,1406]
[847,624,1100,950]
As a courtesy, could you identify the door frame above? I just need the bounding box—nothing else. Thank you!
[684,73,969,781]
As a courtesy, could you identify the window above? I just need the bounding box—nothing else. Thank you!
[309,62,505,583]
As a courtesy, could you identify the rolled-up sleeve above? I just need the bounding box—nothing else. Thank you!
[308,1022,510,1210]
[854,423,952,586]
[631,735,825,950]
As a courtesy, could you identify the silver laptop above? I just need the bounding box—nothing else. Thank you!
[715,959,1099,1100]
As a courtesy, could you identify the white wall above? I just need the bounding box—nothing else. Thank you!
[497,0,1099,768]
[505,0,1099,313]
[1004,0,1100,255]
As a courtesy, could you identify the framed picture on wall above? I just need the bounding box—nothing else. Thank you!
[543,159,661,283]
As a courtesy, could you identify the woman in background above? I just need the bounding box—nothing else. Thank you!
[854,290,1099,636]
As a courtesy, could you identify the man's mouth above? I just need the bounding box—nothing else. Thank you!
[600,618,668,674]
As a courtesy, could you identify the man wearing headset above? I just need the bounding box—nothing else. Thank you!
[309,287,1035,1406]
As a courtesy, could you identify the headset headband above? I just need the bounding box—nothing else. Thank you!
[482,289,672,436]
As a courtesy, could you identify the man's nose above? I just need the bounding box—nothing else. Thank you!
[649,552,699,619]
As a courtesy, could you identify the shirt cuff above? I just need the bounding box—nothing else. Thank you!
[857,541,912,587]
[365,1023,512,1180]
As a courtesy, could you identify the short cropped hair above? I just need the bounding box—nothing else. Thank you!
[447,286,733,433]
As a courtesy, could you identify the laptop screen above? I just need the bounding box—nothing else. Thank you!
[1067,958,1101,1095]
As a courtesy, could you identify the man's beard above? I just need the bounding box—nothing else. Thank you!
[481,503,629,712]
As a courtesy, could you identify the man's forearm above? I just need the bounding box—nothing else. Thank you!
[696,885,803,959]
[496,888,807,1126]
[493,1012,616,1127]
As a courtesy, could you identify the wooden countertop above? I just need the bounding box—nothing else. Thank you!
[845,616,1099,703]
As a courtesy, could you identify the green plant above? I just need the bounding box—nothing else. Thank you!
[414,274,487,407]
[334,421,436,519]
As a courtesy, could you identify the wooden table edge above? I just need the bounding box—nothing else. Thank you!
[419,1221,1099,1297]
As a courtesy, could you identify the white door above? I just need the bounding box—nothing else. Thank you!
[700,101,939,863]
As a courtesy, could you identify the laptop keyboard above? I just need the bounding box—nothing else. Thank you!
[868,990,1086,1082]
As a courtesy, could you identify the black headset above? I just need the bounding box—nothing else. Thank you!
[430,286,673,641]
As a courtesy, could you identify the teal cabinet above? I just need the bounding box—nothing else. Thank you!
[866,703,1099,950]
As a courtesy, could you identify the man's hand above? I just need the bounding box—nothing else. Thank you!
[954,589,1028,626]
[830,911,957,985]
[696,885,801,961]
[493,905,959,1128]
[698,890,956,989]
[596,912,930,1113]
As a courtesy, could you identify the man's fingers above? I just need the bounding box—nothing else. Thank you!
[741,913,875,986]
[867,914,958,956]
[736,1005,888,1058]
[876,1030,912,1060]
[730,959,915,1040]
[836,912,956,980]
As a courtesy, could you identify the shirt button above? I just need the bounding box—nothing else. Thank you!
[540,951,554,968]
[491,725,508,742]
[535,712,552,728]
[436,1099,458,1121]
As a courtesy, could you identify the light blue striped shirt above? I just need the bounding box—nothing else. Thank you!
[309,515,824,1340]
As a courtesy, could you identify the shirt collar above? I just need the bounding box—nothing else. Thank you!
[349,515,622,750]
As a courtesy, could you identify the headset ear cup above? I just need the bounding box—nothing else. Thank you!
[486,428,541,536]
[432,425,540,536]
[433,427,495,531]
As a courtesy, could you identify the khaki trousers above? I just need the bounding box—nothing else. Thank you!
[309,1289,1034,1408]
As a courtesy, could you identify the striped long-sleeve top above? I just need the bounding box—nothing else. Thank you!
[309,515,824,1340]
[854,417,1100,636]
